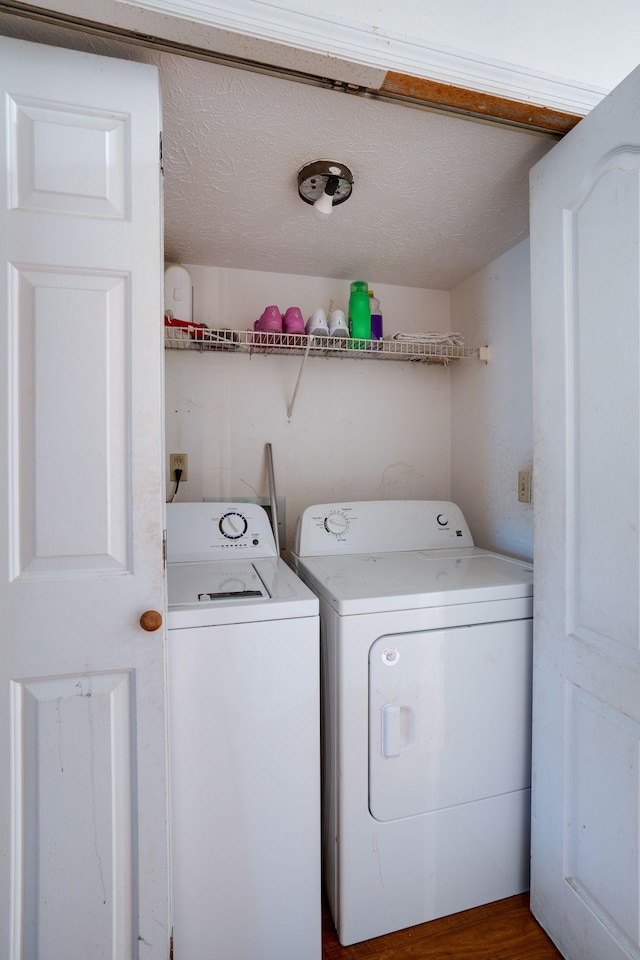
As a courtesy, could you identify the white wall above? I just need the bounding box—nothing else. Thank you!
[450,240,534,561]
[283,0,640,93]
[167,252,537,561]
[167,257,537,559]
[165,266,452,550]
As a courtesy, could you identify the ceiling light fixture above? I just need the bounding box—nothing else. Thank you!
[297,160,353,220]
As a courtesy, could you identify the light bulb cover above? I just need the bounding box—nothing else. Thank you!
[313,175,340,219]
[313,191,334,220]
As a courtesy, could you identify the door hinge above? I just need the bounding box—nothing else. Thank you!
[163,529,167,569]
[169,931,173,960]
[160,131,164,175]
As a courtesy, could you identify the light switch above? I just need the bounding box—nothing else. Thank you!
[518,470,531,503]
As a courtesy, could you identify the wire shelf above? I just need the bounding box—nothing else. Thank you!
[164,327,479,364]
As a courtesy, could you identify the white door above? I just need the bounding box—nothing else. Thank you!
[530,64,640,960]
[0,37,168,959]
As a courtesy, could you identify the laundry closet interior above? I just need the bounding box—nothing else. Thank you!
[158,61,544,563]
[154,48,544,949]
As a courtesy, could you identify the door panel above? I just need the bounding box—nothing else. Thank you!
[0,37,167,959]
[566,683,640,950]
[13,672,135,958]
[530,62,640,960]
[568,156,640,652]
[9,94,128,218]
[13,268,130,575]
[369,620,532,822]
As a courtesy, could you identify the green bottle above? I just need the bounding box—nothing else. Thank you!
[348,281,371,348]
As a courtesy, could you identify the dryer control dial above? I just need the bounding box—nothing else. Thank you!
[219,511,248,540]
[436,513,449,526]
[324,512,349,537]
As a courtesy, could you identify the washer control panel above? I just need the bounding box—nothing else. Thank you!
[294,501,474,557]
[166,502,278,561]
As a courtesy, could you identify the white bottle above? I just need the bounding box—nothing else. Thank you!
[164,264,193,321]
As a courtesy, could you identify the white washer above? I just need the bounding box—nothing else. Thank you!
[166,502,321,960]
[291,500,533,947]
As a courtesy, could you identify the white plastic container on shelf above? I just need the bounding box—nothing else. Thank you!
[164,264,192,322]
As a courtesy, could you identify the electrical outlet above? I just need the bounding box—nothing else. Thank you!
[170,453,188,482]
[518,470,531,503]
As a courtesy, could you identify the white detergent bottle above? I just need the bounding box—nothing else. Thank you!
[164,263,193,321]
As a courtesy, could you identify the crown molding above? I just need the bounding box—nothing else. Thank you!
[122,0,606,115]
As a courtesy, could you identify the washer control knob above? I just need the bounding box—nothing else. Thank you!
[324,512,349,536]
[219,511,248,539]
[436,513,449,526]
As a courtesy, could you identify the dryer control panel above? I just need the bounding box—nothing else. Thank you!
[294,500,474,556]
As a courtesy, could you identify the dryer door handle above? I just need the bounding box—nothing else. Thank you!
[381,703,415,758]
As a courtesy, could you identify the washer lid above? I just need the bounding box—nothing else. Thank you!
[293,547,533,615]
[167,557,318,628]
[168,560,270,606]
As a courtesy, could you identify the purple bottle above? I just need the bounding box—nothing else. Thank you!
[369,290,383,346]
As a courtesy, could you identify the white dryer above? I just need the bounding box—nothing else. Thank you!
[291,500,533,946]
[166,501,321,960]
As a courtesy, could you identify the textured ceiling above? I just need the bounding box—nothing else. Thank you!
[1,12,555,290]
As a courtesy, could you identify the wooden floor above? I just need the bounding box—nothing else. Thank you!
[322,894,564,960]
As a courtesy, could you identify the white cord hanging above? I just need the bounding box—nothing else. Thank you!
[286,335,314,421]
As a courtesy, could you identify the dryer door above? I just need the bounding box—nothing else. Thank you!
[368,619,532,821]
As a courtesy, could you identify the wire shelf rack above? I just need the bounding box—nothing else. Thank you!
[164,327,481,364]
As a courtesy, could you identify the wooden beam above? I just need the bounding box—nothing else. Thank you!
[382,71,582,134]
